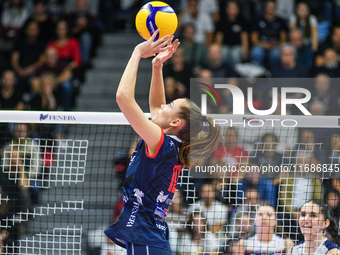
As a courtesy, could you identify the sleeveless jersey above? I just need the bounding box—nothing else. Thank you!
[291,238,340,255]
[104,130,183,251]
[244,234,286,254]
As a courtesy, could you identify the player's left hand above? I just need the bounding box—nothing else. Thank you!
[152,38,180,67]
[134,29,172,58]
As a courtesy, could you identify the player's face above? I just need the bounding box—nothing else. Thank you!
[255,206,276,230]
[152,98,188,130]
[299,202,330,238]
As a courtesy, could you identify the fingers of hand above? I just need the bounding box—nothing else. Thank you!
[173,40,180,52]
[150,29,160,41]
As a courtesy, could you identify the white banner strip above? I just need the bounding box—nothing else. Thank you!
[0,111,151,125]
[0,111,339,127]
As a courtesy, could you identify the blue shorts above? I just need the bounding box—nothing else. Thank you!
[126,242,172,255]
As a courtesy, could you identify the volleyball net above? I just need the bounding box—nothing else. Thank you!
[0,111,339,254]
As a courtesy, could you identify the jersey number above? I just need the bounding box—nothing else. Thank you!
[168,165,182,193]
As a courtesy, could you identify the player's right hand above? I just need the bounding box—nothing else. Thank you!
[134,29,172,59]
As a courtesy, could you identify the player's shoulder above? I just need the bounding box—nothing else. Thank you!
[327,248,340,255]
[325,240,340,255]
[291,240,304,253]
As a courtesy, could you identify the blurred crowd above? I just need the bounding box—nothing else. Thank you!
[91,0,340,254]
[0,0,105,253]
[146,0,340,116]
[101,126,340,255]
[1,0,340,254]
[0,0,103,115]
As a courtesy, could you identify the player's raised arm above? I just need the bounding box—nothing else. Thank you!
[116,30,171,154]
[149,39,180,117]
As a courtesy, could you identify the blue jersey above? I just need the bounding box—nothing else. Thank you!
[104,130,183,251]
[291,238,340,255]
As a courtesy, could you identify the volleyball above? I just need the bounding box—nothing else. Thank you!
[135,1,178,41]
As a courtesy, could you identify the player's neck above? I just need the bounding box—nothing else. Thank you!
[304,234,325,254]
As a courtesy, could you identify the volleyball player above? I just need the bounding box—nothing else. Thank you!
[104,30,222,255]
[291,199,340,255]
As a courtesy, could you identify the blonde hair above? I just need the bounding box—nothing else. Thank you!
[177,99,223,167]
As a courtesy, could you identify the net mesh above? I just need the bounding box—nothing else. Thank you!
[0,112,339,254]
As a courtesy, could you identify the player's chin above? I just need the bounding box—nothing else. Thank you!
[151,116,159,124]
[301,229,314,236]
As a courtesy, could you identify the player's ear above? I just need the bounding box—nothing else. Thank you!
[170,118,182,127]
[324,219,330,229]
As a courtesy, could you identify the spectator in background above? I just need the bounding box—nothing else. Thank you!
[47,20,81,72]
[163,47,193,98]
[167,189,188,254]
[289,2,318,52]
[250,0,288,68]
[66,0,100,66]
[215,1,249,67]
[271,43,307,78]
[316,26,340,67]
[236,0,267,23]
[177,211,219,255]
[11,21,46,92]
[46,0,64,22]
[275,0,295,21]
[4,123,42,204]
[189,182,229,235]
[201,43,236,78]
[212,126,248,205]
[230,205,294,254]
[290,29,313,72]
[31,47,73,110]
[298,129,326,164]
[311,48,340,78]
[324,188,340,225]
[213,127,248,183]
[241,164,280,207]
[179,0,219,23]
[328,133,340,166]
[215,77,238,114]
[308,74,339,115]
[228,186,260,240]
[309,100,326,115]
[0,225,9,255]
[64,0,98,17]
[28,73,61,140]
[0,148,30,242]
[29,73,57,111]
[224,211,254,249]
[179,0,214,45]
[164,76,181,104]
[180,24,208,70]
[24,1,56,44]
[0,0,30,50]
[331,179,340,198]
[251,133,283,206]
[0,70,24,110]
